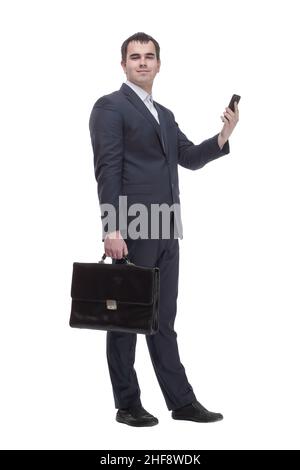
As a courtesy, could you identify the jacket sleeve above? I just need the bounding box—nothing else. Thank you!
[170,112,230,170]
[89,101,124,240]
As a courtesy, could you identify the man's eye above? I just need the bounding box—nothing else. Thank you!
[131,57,154,60]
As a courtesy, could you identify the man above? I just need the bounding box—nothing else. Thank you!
[89,32,239,427]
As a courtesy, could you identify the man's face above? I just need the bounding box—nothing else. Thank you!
[121,40,160,90]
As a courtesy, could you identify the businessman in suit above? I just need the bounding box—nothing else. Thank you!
[89,32,239,427]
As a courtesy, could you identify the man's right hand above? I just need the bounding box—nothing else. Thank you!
[104,230,128,259]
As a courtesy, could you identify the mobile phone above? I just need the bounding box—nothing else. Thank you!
[228,94,241,112]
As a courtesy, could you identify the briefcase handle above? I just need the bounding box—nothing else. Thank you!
[99,253,134,265]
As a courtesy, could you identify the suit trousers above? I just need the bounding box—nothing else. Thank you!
[107,217,196,411]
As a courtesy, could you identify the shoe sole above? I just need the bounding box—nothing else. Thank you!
[172,415,223,423]
[116,416,159,427]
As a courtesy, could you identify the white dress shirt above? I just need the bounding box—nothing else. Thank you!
[125,79,160,124]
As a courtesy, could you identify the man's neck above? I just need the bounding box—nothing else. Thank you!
[127,79,152,95]
[141,85,152,94]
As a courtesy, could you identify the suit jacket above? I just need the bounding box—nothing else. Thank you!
[89,83,230,240]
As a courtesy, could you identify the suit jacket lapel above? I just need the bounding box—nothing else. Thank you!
[120,83,167,156]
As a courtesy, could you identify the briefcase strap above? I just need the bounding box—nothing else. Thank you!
[99,253,134,265]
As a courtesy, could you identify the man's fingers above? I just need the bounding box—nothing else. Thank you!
[226,106,240,118]
[221,103,239,124]
[104,235,128,259]
[223,108,234,121]
[222,112,231,123]
[225,107,234,117]
[112,248,121,259]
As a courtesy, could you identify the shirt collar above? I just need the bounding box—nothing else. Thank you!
[125,79,153,103]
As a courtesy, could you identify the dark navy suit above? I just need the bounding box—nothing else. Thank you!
[89,83,230,410]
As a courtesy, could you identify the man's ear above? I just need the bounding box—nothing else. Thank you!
[121,60,126,72]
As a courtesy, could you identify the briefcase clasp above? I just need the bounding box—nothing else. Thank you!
[106,299,117,310]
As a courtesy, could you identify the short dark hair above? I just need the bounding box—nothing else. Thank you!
[121,32,160,62]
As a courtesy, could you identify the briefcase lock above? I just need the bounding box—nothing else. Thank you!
[106,299,117,310]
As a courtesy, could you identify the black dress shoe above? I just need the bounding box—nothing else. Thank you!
[116,405,159,427]
[172,400,223,423]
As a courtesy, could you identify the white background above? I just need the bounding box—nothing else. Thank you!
[1,0,299,450]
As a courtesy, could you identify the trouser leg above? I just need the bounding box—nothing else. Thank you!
[106,330,142,409]
[105,238,158,410]
[145,238,196,410]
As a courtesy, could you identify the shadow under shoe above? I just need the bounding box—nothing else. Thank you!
[116,405,159,427]
[172,400,223,423]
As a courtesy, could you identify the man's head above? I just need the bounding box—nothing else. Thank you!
[121,32,161,93]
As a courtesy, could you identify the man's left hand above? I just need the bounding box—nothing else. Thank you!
[218,101,239,149]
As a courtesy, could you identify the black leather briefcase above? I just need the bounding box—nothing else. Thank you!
[69,254,160,335]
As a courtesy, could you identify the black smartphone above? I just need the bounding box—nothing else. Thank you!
[228,94,241,112]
